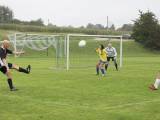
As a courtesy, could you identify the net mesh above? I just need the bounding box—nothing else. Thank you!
[8,33,66,69]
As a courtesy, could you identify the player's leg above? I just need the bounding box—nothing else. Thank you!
[96,61,100,75]
[149,79,160,90]
[100,62,105,76]
[113,57,118,71]
[8,63,31,74]
[0,66,17,91]
[105,57,110,71]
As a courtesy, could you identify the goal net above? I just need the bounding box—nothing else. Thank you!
[7,33,66,69]
[66,34,123,70]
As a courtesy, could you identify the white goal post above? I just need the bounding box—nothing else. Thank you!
[66,34,123,70]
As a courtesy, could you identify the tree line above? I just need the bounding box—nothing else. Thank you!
[0,5,44,26]
[132,10,160,50]
[0,5,133,31]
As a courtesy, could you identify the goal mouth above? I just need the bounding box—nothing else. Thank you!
[66,34,123,70]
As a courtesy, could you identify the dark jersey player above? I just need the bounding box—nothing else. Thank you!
[0,40,31,91]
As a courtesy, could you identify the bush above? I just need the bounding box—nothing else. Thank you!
[0,23,129,35]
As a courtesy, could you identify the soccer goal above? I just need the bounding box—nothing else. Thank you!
[8,33,67,69]
[66,34,123,70]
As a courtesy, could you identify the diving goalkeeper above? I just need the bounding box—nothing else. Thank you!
[0,40,31,91]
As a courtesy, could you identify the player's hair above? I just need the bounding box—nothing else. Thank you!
[100,44,104,50]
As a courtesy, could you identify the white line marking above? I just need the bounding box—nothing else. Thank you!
[2,94,160,111]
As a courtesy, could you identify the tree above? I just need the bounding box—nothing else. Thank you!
[117,24,133,31]
[109,24,115,31]
[86,23,104,29]
[0,5,13,23]
[94,24,104,29]
[86,23,95,29]
[132,10,160,49]
[30,18,44,26]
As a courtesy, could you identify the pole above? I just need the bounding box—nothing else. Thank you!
[120,36,123,67]
[107,16,109,30]
[66,34,70,70]
[14,33,17,57]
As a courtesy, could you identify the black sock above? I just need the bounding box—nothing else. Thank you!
[19,67,29,74]
[115,63,118,70]
[7,79,13,89]
[105,64,108,71]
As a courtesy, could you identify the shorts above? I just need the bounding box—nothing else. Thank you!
[99,60,107,64]
[0,63,13,74]
[0,63,13,69]
[107,57,115,61]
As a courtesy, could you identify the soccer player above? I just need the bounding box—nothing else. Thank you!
[149,71,160,90]
[105,43,118,71]
[0,40,31,91]
[96,44,107,76]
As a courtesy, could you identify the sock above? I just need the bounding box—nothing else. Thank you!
[19,67,29,74]
[105,64,108,71]
[115,63,118,70]
[96,65,99,75]
[7,79,13,89]
[101,68,105,75]
[154,79,160,89]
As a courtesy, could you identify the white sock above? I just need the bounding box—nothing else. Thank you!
[154,79,160,89]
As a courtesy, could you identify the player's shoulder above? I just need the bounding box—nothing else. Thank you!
[105,47,109,50]
[112,47,116,49]
[103,49,107,53]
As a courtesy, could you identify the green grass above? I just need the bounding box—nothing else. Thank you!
[1,57,160,120]
[0,33,160,120]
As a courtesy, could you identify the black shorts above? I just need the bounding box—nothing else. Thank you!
[0,63,13,69]
[107,57,115,61]
[0,63,13,74]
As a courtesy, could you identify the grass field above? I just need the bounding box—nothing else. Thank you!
[0,33,160,120]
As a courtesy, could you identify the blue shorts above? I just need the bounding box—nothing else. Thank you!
[99,60,107,64]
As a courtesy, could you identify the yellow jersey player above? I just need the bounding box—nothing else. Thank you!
[96,44,107,76]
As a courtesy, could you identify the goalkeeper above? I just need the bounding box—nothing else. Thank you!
[96,44,108,76]
[0,40,31,91]
[105,43,118,71]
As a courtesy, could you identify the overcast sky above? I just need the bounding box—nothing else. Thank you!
[0,0,160,28]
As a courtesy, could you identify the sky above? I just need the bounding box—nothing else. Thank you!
[0,0,160,28]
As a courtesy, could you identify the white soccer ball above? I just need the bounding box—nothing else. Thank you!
[78,40,86,47]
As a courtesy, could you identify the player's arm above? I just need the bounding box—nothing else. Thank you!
[6,49,25,55]
[13,51,25,55]
[95,48,100,53]
[103,49,107,56]
[113,47,117,57]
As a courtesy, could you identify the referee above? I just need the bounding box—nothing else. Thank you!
[105,43,118,71]
[0,40,31,91]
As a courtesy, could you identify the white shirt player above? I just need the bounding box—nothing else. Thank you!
[105,47,117,57]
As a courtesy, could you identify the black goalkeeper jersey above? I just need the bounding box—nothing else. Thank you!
[0,47,13,59]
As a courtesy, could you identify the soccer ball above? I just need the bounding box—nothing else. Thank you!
[78,40,86,47]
